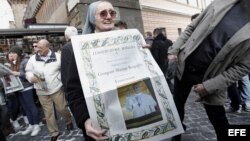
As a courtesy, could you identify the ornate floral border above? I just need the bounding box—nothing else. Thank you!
[79,33,177,140]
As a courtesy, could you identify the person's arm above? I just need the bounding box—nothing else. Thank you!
[168,2,213,56]
[202,46,250,95]
[25,56,39,83]
[61,43,108,140]
[19,57,29,79]
[61,44,89,129]
[150,42,160,62]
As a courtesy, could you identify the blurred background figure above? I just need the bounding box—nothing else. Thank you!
[32,41,39,55]
[0,76,8,141]
[114,20,127,30]
[151,28,173,92]
[191,13,200,21]
[5,51,22,132]
[145,31,154,48]
[8,46,41,136]
[64,26,78,42]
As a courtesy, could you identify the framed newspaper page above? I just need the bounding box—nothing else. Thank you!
[0,64,11,77]
[1,75,24,94]
[71,29,184,141]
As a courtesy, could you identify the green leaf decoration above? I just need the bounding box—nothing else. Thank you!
[127,133,132,141]
[114,135,121,141]
[154,128,160,135]
[97,111,104,117]
[142,131,148,139]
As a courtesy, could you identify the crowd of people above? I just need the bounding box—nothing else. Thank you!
[1,0,250,141]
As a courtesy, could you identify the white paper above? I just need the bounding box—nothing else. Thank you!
[71,29,184,141]
[1,75,24,94]
[0,63,11,77]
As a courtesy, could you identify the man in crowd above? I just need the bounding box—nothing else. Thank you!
[168,0,250,140]
[26,39,73,141]
[145,31,154,47]
[114,20,127,30]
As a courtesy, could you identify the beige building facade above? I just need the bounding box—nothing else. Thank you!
[8,0,29,28]
[22,0,213,41]
[23,0,144,33]
[23,0,68,24]
[140,0,213,41]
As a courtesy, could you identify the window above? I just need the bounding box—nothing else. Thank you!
[0,39,6,45]
[8,39,15,45]
[196,0,199,7]
[189,0,198,7]
[178,28,182,35]
[177,0,188,4]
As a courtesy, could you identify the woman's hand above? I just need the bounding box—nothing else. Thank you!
[193,84,209,102]
[11,71,20,76]
[30,76,40,83]
[143,44,151,49]
[168,54,178,63]
[85,118,108,141]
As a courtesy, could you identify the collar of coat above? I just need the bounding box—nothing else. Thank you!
[35,51,57,64]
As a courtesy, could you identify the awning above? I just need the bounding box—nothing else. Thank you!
[0,28,82,39]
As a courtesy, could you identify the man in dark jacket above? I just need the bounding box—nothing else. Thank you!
[0,80,7,141]
[151,28,173,74]
[151,28,173,92]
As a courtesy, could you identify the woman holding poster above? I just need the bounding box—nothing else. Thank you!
[61,1,116,141]
[61,1,183,141]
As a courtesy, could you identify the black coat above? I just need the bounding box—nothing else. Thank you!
[61,42,94,140]
[151,33,173,73]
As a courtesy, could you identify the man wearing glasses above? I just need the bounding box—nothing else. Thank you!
[61,1,117,141]
[32,42,38,54]
[26,39,73,141]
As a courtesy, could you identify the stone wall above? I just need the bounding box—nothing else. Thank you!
[141,9,191,41]
[140,0,205,41]
[9,0,28,28]
[68,0,144,34]
[35,0,68,23]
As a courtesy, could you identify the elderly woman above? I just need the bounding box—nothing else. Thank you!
[61,1,116,140]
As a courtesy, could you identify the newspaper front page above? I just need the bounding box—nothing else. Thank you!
[71,29,184,141]
[0,64,11,77]
[0,64,24,94]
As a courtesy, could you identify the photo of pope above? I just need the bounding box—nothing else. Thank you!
[125,83,157,119]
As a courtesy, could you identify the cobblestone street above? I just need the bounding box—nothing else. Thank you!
[6,92,250,141]
[6,117,84,141]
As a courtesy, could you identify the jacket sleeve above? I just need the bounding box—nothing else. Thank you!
[19,57,29,80]
[25,56,35,82]
[168,2,213,55]
[61,43,90,133]
[150,42,160,62]
[203,47,250,94]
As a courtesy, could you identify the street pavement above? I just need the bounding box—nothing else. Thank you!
[6,92,250,141]
[178,92,250,141]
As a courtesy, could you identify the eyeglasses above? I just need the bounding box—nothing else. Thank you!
[33,45,37,48]
[99,10,116,19]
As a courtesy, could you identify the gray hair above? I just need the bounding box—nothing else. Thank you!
[65,26,78,39]
[82,1,104,34]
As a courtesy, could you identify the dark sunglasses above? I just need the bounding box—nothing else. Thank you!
[99,10,116,19]
[32,45,37,48]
